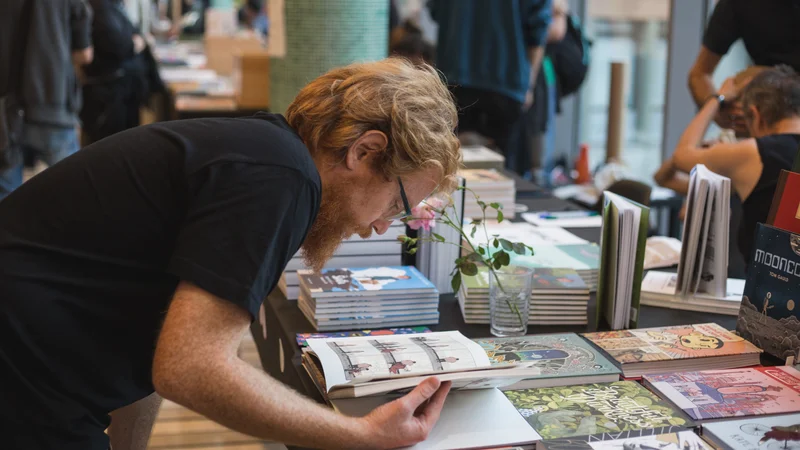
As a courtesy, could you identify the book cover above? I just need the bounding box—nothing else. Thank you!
[542,430,708,450]
[703,412,800,450]
[298,266,436,294]
[558,244,601,270]
[503,381,689,440]
[582,323,761,364]
[645,367,800,421]
[540,427,688,450]
[767,170,800,234]
[296,327,432,347]
[473,334,620,378]
[458,168,514,186]
[533,269,590,292]
[736,224,800,361]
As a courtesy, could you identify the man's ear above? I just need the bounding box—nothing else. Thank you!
[345,130,389,170]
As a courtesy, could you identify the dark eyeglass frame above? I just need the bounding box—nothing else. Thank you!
[387,177,413,221]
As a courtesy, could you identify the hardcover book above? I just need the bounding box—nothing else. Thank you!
[296,327,432,347]
[644,366,800,421]
[473,334,620,389]
[540,430,708,450]
[502,381,689,440]
[703,412,800,450]
[582,324,762,378]
[737,224,800,361]
[767,170,800,234]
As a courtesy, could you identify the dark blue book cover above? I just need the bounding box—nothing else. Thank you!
[736,223,800,361]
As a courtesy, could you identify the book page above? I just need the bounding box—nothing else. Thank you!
[307,331,491,391]
[679,176,710,297]
[698,176,730,297]
[692,186,715,295]
[644,237,682,270]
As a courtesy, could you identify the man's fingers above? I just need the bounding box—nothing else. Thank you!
[416,381,452,428]
[401,377,442,412]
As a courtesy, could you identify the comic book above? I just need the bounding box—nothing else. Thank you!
[581,323,762,378]
[703,412,800,450]
[644,366,800,421]
[502,381,690,440]
[295,327,432,347]
[539,429,709,450]
[472,334,619,390]
[303,331,546,400]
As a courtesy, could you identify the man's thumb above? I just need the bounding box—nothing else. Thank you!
[403,377,442,410]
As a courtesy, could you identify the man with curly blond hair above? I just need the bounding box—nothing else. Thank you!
[0,58,460,450]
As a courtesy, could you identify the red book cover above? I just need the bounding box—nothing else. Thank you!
[767,170,800,234]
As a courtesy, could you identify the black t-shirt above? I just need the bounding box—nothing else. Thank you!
[703,0,800,71]
[0,113,320,449]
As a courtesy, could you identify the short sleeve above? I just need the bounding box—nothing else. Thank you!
[702,0,739,56]
[70,0,93,50]
[168,163,318,319]
[522,0,553,48]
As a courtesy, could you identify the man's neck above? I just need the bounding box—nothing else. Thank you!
[765,117,800,136]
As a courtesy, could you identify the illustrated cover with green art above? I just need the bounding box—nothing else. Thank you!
[541,429,705,450]
[474,334,620,379]
[503,381,689,440]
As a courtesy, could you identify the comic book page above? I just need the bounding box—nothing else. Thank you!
[306,331,492,391]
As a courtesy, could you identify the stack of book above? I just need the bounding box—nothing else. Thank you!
[296,266,440,331]
[458,267,590,326]
[278,223,404,300]
[465,221,600,291]
[460,145,505,170]
[458,169,515,220]
[414,180,465,295]
[582,323,762,378]
[640,270,745,315]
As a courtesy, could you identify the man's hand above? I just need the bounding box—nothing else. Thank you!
[523,89,535,111]
[360,378,452,449]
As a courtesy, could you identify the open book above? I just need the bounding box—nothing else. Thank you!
[303,331,541,400]
[596,191,649,330]
[676,164,730,298]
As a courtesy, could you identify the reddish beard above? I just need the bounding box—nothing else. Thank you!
[301,180,373,272]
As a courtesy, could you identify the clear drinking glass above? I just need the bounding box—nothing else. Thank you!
[489,266,533,337]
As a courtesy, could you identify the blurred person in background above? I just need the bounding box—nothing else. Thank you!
[430,0,552,163]
[0,0,93,200]
[390,19,435,66]
[688,0,800,136]
[80,0,150,144]
[238,0,269,37]
[656,66,800,266]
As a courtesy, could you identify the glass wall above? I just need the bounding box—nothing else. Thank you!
[578,0,670,182]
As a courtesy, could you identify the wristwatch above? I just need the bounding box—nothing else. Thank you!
[706,93,726,108]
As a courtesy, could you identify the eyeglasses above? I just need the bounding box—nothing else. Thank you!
[386,177,413,221]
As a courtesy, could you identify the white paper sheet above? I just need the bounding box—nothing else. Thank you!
[522,212,603,228]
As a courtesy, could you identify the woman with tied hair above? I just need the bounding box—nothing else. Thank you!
[0,58,459,449]
[655,65,800,264]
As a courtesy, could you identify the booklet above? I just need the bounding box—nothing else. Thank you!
[676,164,730,298]
[304,331,542,400]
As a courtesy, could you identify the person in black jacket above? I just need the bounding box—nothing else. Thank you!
[80,0,148,144]
[0,0,93,200]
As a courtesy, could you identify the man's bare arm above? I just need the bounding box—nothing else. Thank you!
[152,281,451,450]
[524,46,546,109]
[108,392,162,450]
[72,47,93,66]
[687,47,722,108]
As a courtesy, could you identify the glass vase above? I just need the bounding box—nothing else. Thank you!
[489,266,533,337]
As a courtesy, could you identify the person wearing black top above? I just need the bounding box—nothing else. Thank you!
[0,59,460,450]
[656,66,800,265]
[80,0,149,143]
[688,0,800,131]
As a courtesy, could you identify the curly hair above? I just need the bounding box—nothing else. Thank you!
[285,58,461,193]
[739,65,800,127]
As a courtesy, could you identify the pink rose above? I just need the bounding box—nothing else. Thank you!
[406,204,436,231]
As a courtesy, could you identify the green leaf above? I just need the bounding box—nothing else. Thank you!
[492,238,499,248]
[495,250,510,267]
[461,262,479,276]
[471,219,482,226]
[492,259,502,270]
[512,242,527,255]
[499,238,513,252]
[432,233,445,243]
[451,272,462,292]
[489,202,502,210]
[465,252,484,262]
[397,234,408,242]
[408,247,418,255]
[470,225,477,239]
[478,247,485,255]
[497,209,504,222]
[477,200,487,210]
